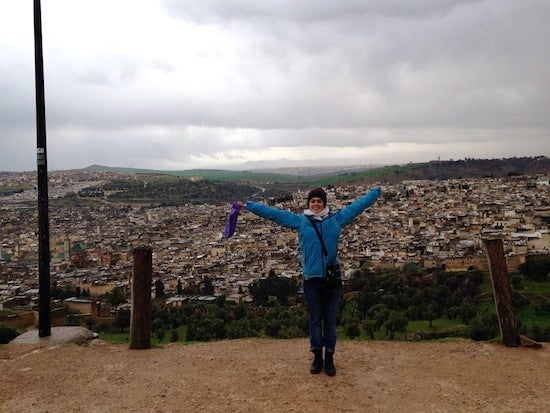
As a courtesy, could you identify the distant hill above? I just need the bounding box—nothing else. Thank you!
[83,156,549,186]
[328,156,550,186]
[82,164,298,184]
[397,156,550,180]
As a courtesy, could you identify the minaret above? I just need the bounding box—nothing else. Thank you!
[64,237,71,260]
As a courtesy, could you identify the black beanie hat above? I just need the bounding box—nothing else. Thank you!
[307,187,327,206]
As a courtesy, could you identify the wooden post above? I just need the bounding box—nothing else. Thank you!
[482,238,521,347]
[130,247,152,349]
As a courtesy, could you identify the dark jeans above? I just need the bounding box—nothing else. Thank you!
[303,277,342,353]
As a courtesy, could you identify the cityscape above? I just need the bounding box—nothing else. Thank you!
[1,169,549,324]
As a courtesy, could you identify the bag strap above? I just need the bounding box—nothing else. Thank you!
[307,216,328,257]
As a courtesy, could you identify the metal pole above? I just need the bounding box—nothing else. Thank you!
[33,0,51,337]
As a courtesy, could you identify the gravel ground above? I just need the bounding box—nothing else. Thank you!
[1,337,549,413]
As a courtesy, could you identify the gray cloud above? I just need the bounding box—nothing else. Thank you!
[0,0,548,171]
[160,0,484,22]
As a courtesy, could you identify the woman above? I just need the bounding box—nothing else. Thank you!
[238,185,381,376]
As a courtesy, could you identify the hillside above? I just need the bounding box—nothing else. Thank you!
[377,156,550,183]
[82,164,298,184]
[70,156,550,205]
[308,156,550,187]
[83,156,550,185]
[76,156,550,193]
[1,338,549,412]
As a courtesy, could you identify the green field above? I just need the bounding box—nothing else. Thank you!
[81,163,412,186]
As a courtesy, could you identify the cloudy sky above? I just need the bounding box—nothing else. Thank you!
[1,0,549,172]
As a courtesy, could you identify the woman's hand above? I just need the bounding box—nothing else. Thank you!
[237,201,247,208]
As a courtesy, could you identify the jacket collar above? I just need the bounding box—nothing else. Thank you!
[304,206,330,220]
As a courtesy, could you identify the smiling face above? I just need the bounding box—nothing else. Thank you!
[308,197,325,214]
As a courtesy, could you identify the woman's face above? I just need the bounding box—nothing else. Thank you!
[308,197,325,214]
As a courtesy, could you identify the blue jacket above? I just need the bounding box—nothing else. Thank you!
[246,187,381,279]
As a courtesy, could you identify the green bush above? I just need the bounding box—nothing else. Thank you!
[344,323,360,339]
[530,324,550,342]
[0,324,19,344]
[170,330,179,342]
[519,260,550,281]
[468,314,499,341]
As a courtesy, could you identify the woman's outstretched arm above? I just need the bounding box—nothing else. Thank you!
[239,200,302,229]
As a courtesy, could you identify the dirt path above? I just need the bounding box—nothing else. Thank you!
[1,338,549,412]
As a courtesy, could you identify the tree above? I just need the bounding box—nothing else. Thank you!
[362,319,377,339]
[383,311,408,340]
[85,317,96,331]
[185,316,226,341]
[367,304,390,330]
[107,286,126,307]
[67,313,81,326]
[459,300,478,325]
[510,274,524,291]
[401,262,422,277]
[519,260,550,281]
[249,275,297,306]
[202,277,214,296]
[226,319,261,339]
[406,305,423,320]
[468,313,499,341]
[424,304,438,328]
[155,279,165,298]
[278,325,305,339]
[170,330,179,342]
[152,318,165,333]
[115,308,131,332]
[345,323,360,339]
[356,290,378,315]
[263,305,307,338]
[0,324,18,344]
[340,301,360,326]
[233,303,249,321]
[265,320,282,338]
[531,324,550,342]
[155,328,166,343]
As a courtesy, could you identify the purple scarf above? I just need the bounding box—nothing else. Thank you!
[223,202,241,239]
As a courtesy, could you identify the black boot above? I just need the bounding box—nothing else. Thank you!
[310,349,323,374]
[324,350,336,376]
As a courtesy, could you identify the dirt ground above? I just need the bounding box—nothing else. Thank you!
[1,337,549,413]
